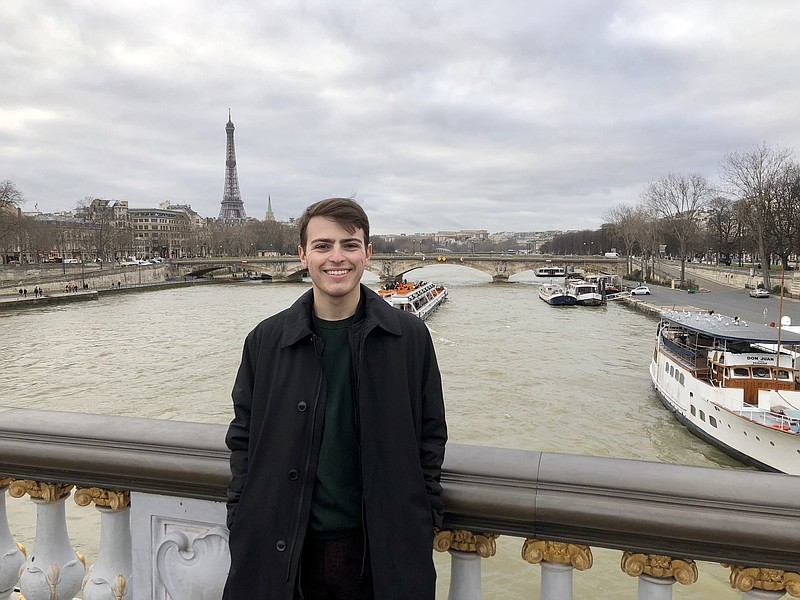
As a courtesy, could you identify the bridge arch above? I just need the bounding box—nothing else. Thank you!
[171,255,626,284]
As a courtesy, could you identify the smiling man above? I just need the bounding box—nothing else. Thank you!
[222,198,447,600]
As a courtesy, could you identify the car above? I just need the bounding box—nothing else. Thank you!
[630,285,651,295]
[749,287,770,298]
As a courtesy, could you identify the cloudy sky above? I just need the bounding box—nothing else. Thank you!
[2,1,799,234]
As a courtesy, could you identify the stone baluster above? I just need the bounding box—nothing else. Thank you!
[620,552,698,600]
[74,488,132,600]
[434,529,498,600]
[726,565,800,599]
[9,480,86,600]
[522,539,593,600]
[0,478,26,600]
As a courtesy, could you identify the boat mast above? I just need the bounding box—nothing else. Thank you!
[775,269,786,389]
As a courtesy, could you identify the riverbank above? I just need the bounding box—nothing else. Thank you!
[0,279,230,311]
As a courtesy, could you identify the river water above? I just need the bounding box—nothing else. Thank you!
[1,264,750,598]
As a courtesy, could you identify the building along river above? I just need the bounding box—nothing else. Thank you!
[0,264,753,598]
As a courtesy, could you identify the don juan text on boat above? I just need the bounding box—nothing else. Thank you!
[650,310,800,474]
[378,281,448,320]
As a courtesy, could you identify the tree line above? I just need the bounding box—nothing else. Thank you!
[550,143,798,289]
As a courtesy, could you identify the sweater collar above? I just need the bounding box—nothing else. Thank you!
[280,284,403,348]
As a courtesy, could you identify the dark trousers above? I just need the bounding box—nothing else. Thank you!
[295,532,374,600]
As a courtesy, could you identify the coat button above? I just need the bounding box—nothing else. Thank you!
[288,469,299,480]
[276,540,287,552]
[297,401,307,412]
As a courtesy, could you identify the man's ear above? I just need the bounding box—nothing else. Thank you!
[298,245,307,267]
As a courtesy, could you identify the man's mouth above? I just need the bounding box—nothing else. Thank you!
[325,269,350,276]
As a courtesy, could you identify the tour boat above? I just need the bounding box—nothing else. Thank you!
[566,281,604,306]
[535,266,566,277]
[538,283,577,306]
[378,281,448,320]
[650,310,800,475]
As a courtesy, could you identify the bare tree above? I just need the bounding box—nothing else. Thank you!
[0,180,24,209]
[705,195,739,264]
[641,173,712,287]
[720,143,794,288]
[602,202,647,275]
[764,162,800,272]
[0,180,25,255]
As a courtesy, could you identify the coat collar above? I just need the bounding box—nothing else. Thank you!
[280,284,403,348]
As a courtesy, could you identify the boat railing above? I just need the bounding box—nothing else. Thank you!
[660,335,699,369]
[2,407,800,600]
[733,405,800,432]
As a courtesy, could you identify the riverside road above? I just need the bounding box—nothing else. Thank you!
[625,280,800,327]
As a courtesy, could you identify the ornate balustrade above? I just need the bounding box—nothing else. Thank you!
[1,407,799,600]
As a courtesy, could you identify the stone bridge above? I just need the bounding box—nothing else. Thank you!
[171,255,626,283]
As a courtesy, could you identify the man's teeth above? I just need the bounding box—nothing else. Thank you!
[327,270,349,275]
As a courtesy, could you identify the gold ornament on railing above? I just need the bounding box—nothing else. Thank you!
[74,487,131,510]
[8,480,74,502]
[724,565,800,598]
[0,476,13,488]
[521,539,593,571]
[621,552,698,585]
[433,529,499,558]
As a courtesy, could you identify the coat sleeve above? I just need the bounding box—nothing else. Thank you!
[419,329,447,528]
[224,335,256,531]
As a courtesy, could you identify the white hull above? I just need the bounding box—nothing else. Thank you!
[381,282,448,320]
[650,316,800,475]
[566,281,604,306]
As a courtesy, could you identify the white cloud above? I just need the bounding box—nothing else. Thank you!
[3,0,800,232]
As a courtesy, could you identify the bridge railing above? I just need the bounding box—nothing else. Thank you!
[1,406,798,600]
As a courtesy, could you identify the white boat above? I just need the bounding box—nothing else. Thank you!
[566,281,604,306]
[650,310,800,475]
[538,283,577,306]
[378,281,448,320]
[535,266,566,277]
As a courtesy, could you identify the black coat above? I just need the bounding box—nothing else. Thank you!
[223,285,447,599]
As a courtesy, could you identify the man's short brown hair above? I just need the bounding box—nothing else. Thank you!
[297,198,370,249]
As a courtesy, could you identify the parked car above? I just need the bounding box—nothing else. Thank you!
[630,285,652,295]
[749,287,770,298]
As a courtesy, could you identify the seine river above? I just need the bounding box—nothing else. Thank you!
[1,265,750,598]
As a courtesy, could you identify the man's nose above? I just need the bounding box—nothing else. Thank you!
[330,244,346,261]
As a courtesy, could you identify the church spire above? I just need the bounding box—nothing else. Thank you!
[265,195,275,221]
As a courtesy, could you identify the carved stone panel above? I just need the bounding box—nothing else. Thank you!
[130,492,229,600]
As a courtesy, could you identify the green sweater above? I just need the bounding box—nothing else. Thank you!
[308,315,362,539]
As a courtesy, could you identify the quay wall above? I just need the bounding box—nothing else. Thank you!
[0,263,170,294]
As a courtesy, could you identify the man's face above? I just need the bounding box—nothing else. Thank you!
[298,216,372,307]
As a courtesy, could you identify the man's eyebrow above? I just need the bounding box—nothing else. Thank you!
[309,237,364,245]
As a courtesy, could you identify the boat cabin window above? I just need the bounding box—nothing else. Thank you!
[777,369,791,381]
[665,363,669,373]
[679,373,685,385]
[752,367,771,379]
[669,365,675,377]
[732,367,750,378]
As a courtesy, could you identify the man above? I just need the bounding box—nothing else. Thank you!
[223,198,447,600]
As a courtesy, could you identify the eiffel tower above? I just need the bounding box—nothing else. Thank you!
[218,110,247,223]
